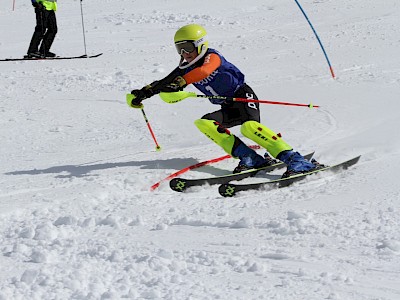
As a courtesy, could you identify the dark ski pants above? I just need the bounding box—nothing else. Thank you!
[27,8,57,54]
[200,83,261,151]
[201,83,260,128]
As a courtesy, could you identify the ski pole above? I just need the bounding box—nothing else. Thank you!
[159,91,319,108]
[232,97,317,108]
[293,0,335,79]
[12,0,16,11]
[140,107,162,151]
[79,0,88,57]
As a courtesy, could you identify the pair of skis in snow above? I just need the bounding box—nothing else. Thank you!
[0,53,103,62]
[169,154,361,197]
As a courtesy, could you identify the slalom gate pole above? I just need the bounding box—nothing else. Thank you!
[293,0,336,79]
[140,107,161,151]
[150,145,260,191]
[79,0,88,56]
[150,154,230,191]
[12,0,16,11]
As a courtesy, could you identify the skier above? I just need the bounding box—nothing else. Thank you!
[127,24,322,178]
[26,0,58,58]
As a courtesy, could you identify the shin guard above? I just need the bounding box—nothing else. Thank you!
[240,121,292,158]
[194,119,236,155]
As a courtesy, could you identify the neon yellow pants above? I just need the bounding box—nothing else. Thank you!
[240,120,292,157]
[194,119,292,157]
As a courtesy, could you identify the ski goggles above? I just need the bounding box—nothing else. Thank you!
[175,41,196,55]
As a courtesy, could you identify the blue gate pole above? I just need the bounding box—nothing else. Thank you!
[294,0,336,79]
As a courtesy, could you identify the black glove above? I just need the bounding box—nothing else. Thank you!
[160,76,187,93]
[130,89,147,106]
[127,85,154,107]
[209,96,233,106]
[32,2,44,9]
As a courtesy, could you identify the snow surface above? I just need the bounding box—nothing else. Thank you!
[1,0,400,299]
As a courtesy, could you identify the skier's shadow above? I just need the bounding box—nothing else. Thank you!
[4,158,228,179]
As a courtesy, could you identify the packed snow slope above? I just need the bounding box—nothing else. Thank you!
[1,0,400,299]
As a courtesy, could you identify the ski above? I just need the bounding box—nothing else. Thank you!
[0,53,103,62]
[218,155,361,197]
[169,152,315,192]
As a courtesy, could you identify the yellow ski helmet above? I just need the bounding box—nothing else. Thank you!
[174,24,208,68]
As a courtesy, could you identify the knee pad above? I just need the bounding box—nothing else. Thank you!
[240,121,292,157]
[194,119,236,155]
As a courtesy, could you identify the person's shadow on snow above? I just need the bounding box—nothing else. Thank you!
[4,158,231,178]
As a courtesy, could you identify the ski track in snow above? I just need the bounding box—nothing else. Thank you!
[1,0,400,299]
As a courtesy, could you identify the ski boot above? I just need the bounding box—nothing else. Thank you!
[24,51,44,59]
[278,150,325,178]
[232,143,273,173]
[44,51,57,58]
[264,152,278,166]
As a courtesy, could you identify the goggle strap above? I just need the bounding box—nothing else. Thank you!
[193,36,207,47]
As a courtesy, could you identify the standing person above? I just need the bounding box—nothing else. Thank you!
[26,0,58,58]
[127,24,322,177]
